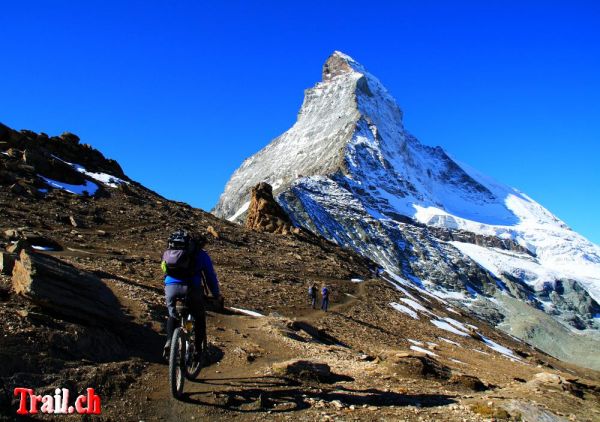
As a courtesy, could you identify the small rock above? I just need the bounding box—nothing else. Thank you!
[331,400,344,409]
[532,372,562,384]
[206,226,220,239]
[60,131,80,144]
[69,215,83,228]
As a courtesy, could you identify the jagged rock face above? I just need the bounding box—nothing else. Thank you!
[245,182,295,235]
[214,51,600,365]
[0,123,126,181]
[0,123,129,199]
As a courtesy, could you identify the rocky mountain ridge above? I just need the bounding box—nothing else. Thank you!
[214,51,600,369]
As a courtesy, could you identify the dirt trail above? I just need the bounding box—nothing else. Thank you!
[284,280,366,321]
[125,282,372,421]
[134,313,301,421]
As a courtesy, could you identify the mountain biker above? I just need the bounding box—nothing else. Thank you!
[308,283,317,309]
[321,285,330,312]
[162,230,221,360]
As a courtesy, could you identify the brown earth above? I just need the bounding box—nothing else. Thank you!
[1,126,600,421]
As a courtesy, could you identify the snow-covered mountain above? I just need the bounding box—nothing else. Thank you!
[214,51,600,368]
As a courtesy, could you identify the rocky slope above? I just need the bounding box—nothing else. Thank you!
[2,124,600,421]
[214,52,600,369]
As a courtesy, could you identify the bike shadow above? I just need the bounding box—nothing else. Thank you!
[180,379,457,413]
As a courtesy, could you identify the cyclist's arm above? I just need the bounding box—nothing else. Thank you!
[198,251,220,297]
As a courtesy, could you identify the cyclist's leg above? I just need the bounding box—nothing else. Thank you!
[165,283,188,345]
[188,287,206,353]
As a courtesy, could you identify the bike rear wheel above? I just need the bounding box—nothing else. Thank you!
[185,335,205,380]
[169,327,185,399]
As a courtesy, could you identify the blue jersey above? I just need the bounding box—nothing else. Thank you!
[164,249,220,296]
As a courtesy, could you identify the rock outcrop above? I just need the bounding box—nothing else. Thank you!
[12,249,125,326]
[245,182,295,235]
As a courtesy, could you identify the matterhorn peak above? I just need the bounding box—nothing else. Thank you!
[322,51,364,80]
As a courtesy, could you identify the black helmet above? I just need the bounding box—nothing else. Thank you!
[168,229,190,250]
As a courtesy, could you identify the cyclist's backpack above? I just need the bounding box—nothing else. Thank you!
[162,230,197,280]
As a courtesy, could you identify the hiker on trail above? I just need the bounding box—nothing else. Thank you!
[161,229,222,360]
[321,285,330,312]
[308,283,317,309]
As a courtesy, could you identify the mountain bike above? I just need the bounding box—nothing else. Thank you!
[168,299,205,399]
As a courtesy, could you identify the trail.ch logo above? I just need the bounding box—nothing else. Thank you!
[14,387,101,415]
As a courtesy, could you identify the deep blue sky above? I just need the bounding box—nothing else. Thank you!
[2,1,599,244]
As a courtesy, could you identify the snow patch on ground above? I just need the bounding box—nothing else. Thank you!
[51,155,128,188]
[39,176,98,196]
[72,164,127,188]
[410,345,437,356]
[431,319,469,337]
[444,317,476,332]
[439,337,461,346]
[446,306,461,315]
[480,334,521,361]
[31,245,56,251]
[390,302,418,319]
[400,298,435,316]
[229,307,264,317]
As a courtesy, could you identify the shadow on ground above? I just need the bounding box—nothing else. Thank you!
[180,376,457,413]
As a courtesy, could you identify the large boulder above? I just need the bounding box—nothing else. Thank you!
[11,250,124,327]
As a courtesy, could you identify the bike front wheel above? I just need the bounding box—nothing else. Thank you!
[169,327,185,399]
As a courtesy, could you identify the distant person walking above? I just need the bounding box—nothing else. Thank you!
[308,283,317,309]
[321,285,330,312]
